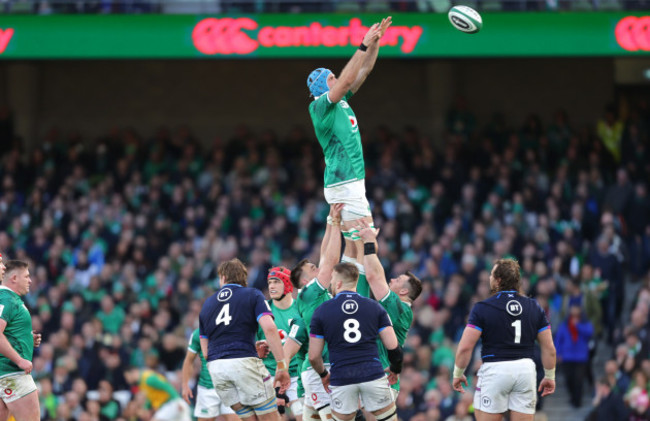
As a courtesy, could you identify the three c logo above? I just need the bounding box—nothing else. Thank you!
[615,16,650,52]
[193,18,259,55]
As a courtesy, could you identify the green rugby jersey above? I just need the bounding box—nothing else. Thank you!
[187,328,213,389]
[376,290,413,391]
[287,316,311,397]
[0,286,33,376]
[256,299,301,377]
[309,91,365,188]
[296,279,332,367]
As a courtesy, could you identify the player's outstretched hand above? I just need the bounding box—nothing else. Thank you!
[182,385,193,404]
[17,358,32,374]
[330,203,344,221]
[538,378,555,397]
[354,219,379,243]
[378,16,392,39]
[32,331,42,348]
[362,23,382,46]
[452,375,467,393]
[275,369,291,394]
[255,340,270,359]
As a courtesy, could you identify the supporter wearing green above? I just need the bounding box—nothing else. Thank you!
[0,258,42,421]
[182,328,237,421]
[356,221,423,395]
[284,317,308,397]
[290,204,343,419]
[96,295,125,334]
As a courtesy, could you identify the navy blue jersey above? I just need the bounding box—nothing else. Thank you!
[199,284,273,362]
[467,290,550,362]
[310,291,392,387]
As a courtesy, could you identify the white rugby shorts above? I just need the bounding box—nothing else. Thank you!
[194,385,236,418]
[207,357,275,408]
[329,376,394,415]
[474,358,537,415]
[0,373,37,403]
[324,179,371,221]
[302,366,331,409]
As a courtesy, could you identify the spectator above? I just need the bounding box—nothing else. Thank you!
[555,304,594,408]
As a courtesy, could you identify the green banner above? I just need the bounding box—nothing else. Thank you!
[0,12,648,59]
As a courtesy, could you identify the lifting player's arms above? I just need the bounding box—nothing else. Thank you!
[452,259,557,421]
[199,258,290,421]
[355,220,423,398]
[308,262,403,421]
[290,204,343,421]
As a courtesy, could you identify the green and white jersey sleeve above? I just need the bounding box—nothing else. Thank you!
[188,328,214,389]
[0,287,33,377]
[309,91,366,188]
[376,290,413,391]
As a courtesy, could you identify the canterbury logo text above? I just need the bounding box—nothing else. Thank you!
[615,16,650,52]
[192,18,423,55]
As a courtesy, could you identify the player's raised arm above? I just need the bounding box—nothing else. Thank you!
[350,16,392,94]
[537,328,557,397]
[356,219,389,300]
[452,326,482,393]
[326,21,385,103]
[316,204,343,288]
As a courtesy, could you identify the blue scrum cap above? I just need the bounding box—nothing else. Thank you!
[307,68,332,98]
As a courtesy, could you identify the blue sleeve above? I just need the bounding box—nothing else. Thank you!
[199,314,206,338]
[253,290,273,323]
[467,304,484,332]
[309,309,324,339]
[377,305,392,333]
[535,300,551,332]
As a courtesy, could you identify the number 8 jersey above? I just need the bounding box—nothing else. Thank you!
[310,291,392,387]
[467,290,550,362]
[199,283,273,362]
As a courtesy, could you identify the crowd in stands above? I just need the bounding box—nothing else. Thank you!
[0,95,648,420]
[4,0,650,15]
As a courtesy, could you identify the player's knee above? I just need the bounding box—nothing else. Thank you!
[316,404,332,420]
[233,404,256,419]
[251,396,278,416]
[372,404,397,421]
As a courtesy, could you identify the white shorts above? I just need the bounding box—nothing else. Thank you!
[0,373,37,403]
[474,358,537,415]
[154,398,191,421]
[289,397,303,416]
[194,385,236,418]
[324,179,371,220]
[302,366,331,409]
[330,376,393,415]
[207,357,275,408]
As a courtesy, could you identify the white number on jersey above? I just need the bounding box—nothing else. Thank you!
[216,304,232,326]
[0,305,4,318]
[343,319,361,343]
[511,319,521,344]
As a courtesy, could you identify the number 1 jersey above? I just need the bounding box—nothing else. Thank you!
[467,290,550,362]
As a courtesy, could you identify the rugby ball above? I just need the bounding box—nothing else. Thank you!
[448,5,483,34]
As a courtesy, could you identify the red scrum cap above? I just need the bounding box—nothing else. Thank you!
[268,266,293,294]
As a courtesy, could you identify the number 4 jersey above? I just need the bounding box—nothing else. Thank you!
[467,290,550,362]
[310,291,392,387]
[199,283,273,362]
